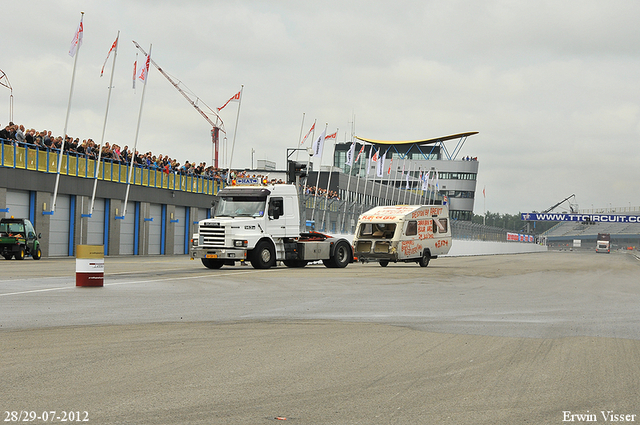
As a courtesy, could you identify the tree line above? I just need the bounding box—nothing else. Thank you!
[471,211,558,234]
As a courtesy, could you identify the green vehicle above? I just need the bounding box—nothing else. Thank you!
[0,218,42,260]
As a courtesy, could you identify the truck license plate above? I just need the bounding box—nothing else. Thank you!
[206,254,218,259]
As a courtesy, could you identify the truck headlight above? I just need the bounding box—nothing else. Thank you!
[233,240,248,247]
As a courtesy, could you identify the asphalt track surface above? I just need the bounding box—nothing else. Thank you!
[1,251,639,424]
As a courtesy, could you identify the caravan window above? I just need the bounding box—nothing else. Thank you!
[358,223,396,239]
[433,218,448,234]
[405,221,417,236]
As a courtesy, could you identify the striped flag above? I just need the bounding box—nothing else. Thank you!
[68,15,84,57]
[217,90,241,111]
[137,53,150,81]
[300,122,315,145]
[100,35,118,77]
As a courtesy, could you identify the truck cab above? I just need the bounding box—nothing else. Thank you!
[353,205,452,267]
[190,181,352,269]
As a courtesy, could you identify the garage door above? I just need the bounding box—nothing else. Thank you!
[86,198,105,246]
[173,206,186,254]
[49,195,71,257]
[148,203,162,255]
[5,190,30,219]
[119,204,135,255]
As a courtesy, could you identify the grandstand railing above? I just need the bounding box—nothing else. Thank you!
[1,141,224,195]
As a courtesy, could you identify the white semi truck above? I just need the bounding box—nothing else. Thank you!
[352,204,452,267]
[190,181,353,269]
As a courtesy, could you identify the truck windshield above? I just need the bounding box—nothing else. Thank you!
[214,196,266,217]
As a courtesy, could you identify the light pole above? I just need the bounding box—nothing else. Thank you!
[251,148,255,169]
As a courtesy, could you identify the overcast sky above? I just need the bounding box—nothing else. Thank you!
[2,0,640,215]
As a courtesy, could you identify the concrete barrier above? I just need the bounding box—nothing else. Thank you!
[444,239,548,257]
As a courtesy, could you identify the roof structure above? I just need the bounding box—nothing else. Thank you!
[354,132,479,161]
[355,132,478,146]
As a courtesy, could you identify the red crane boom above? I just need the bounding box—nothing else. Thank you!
[133,40,224,168]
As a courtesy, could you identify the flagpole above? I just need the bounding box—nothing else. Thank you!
[122,43,152,219]
[302,119,316,197]
[90,31,119,216]
[350,143,365,232]
[295,112,305,163]
[403,162,410,204]
[384,155,393,204]
[359,144,369,216]
[52,11,83,213]
[226,85,243,183]
[340,138,354,233]
[321,129,338,232]
[310,123,327,223]
[377,150,385,205]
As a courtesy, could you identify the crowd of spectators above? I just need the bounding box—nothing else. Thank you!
[304,185,340,200]
[1,121,233,181]
[2,121,340,199]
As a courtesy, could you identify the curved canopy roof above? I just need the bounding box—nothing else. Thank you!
[355,131,478,146]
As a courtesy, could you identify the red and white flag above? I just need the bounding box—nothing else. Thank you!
[354,144,365,163]
[217,90,241,111]
[325,131,337,140]
[300,122,315,145]
[132,58,137,89]
[136,53,150,82]
[100,36,118,77]
[371,149,379,162]
[387,157,393,175]
[68,15,84,57]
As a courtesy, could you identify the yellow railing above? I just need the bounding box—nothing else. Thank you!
[1,143,224,195]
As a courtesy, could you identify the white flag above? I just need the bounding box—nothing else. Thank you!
[405,165,410,189]
[345,142,356,166]
[376,150,386,178]
[422,170,429,191]
[68,15,84,57]
[312,129,326,158]
[367,148,375,176]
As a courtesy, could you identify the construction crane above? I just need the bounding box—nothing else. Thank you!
[542,194,577,214]
[133,41,225,168]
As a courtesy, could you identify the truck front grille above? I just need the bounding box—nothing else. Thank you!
[199,224,225,247]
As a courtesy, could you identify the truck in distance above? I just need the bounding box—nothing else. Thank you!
[352,204,452,267]
[596,233,611,253]
[190,181,353,269]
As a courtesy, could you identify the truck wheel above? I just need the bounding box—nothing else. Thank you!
[379,260,389,267]
[283,260,307,268]
[418,253,430,267]
[32,246,42,260]
[251,240,275,269]
[15,246,25,260]
[201,258,224,269]
[323,240,351,268]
